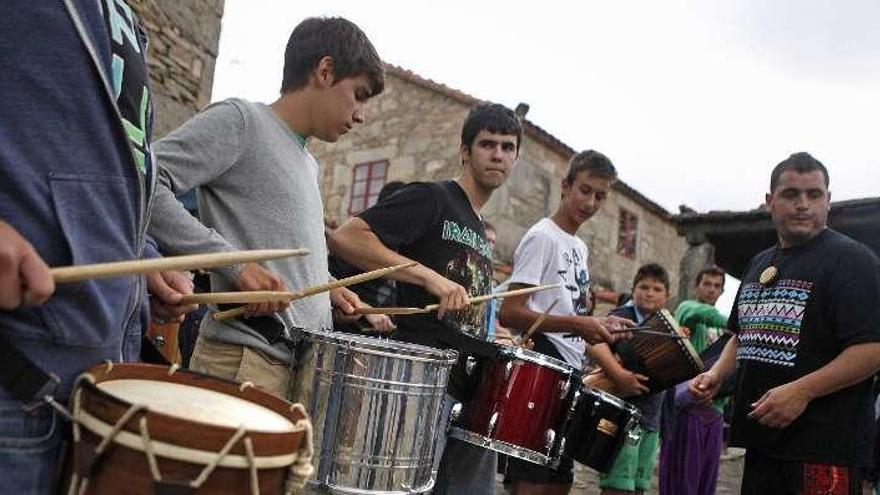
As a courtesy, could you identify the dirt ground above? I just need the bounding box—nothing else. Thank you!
[495,447,745,494]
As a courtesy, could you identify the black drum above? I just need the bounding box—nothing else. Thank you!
[558,385,641,472]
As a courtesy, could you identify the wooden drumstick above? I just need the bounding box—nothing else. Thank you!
[353,306,429,315]
[519,299,559,346]
[352,283,561,316]
[429,283,561,310]
[212,262,417,321]
[609,327,686,339]
[179,291,297,305]
[50,249,309,284]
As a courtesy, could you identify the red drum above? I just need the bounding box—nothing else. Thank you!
[449,346,577,465]
[559,385,641,472]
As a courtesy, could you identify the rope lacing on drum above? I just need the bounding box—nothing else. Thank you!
[244,437,259,495]
[166,363,180,376]
[285,403,315,493]
[138,417,163,482]
[70,397,146,495]
[66,373,96,495]
[188,424,260,495]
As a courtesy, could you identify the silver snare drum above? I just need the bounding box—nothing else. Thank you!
[291,330,458,494]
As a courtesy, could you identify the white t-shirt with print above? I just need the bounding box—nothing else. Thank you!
[508,217,591,369]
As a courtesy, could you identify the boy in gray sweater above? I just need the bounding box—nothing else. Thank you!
[148,17,385,398]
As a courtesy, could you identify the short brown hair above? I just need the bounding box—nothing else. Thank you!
[695,266,725,288]
[633,263,669,291]
[565,150,617,184]
[281,17,384,97]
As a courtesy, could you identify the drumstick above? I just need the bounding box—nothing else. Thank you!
[436,283,561,309]
[179,291,296,305]
[610,327,686,339]
[353,283,561,316]
[50,249,309,284]
[212,262,417,321]
[519,299,559,346]
[353,306,428,315]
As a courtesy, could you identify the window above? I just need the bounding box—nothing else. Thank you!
[617,209,638,259]
[348,160,388,214]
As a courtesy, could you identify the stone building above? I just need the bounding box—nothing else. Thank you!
[310,65,688,301]
[129,0,225,138]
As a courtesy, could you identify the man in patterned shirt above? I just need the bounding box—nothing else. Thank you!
[690,152,880,494]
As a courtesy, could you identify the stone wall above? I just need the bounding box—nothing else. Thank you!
[129,0,225,138]
[310,71,688,301]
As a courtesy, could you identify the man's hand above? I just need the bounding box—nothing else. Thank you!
[363,313,395,333]
[689,370,722,405]
[234,262,287,318]
[420,271,469,319]
[329,286,361,316]
[747,382,812,428]
[570,315,630,344]
[0,221,55,309]
[601,315,636,342]
[610,368,650,397]
[147,270,198,323]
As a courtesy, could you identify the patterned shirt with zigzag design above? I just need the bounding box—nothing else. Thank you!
[736,278,812,367]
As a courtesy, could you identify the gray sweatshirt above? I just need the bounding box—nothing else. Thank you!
[149,98,333,363]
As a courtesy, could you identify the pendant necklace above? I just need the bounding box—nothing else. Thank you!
[759,265,778,285]
[759,249,782,286]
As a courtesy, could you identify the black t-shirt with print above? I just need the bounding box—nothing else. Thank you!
[359,180,494,349]
[729,229,880,466]
[100,0,153,189]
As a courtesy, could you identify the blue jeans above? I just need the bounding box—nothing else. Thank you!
[0,398,67,494]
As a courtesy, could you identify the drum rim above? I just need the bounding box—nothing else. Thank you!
[661,309,706,370]
[75,407,300,468]
[307,476,436,495]
[504,346,576,374]
[649,309,706,371]
[448,426,551,466]
[579,383,630,409]
[301,329,459,364]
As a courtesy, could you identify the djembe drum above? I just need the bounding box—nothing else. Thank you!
[584,309,704,396]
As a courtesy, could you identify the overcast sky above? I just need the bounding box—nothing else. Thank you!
[212,0,879,215]
[212,0,880,313]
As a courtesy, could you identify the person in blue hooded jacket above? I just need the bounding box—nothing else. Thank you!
[0,2,194,492]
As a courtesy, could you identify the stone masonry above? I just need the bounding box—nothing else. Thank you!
[310,66,688,302]
[128,0,225,138]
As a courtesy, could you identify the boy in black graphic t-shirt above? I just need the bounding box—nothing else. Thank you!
[690,152,880,494]
[330,103,521,494]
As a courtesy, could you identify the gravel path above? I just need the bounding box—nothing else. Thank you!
[495,447,745,494]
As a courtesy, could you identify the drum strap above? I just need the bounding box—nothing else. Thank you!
[216,303,299,351]
[0,332,59,403]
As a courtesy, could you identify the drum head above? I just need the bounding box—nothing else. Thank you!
[97,379,295,432]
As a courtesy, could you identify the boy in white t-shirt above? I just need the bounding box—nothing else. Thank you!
[500,149,632,494]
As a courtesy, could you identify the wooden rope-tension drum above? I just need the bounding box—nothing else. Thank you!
[65,363,313,494]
